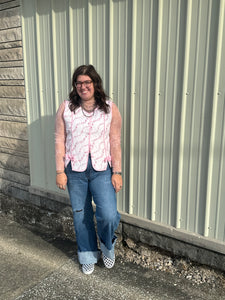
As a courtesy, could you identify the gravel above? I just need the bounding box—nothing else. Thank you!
[115,237,225,288]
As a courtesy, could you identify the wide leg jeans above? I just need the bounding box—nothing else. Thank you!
[65,156,121,265]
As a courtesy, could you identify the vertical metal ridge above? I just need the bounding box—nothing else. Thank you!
[186,0,201,231]
[166,0,178,225]
[137,0,145,217]
[129,0,137,215]
[35,4,43,117]
[152,0,163,221]
[205,0,225,237]
[164,0,171,224]
[176,0,192,229]
[144,0,154,219]
[66,1,71,91]
[162,0,172,223]
[88,1,93,63]
[68,0,74,71]
[215,104,225,239]
[195,0,212,234]
[168,0,181,226]
[109,0,113,98]
[51,0,58,111]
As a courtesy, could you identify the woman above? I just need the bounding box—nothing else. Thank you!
[55,65,122,275]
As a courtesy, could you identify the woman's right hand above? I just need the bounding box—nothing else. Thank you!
[56,172,67,190]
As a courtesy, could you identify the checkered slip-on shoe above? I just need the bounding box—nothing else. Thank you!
[82,264,94,275]
[102,254,115,269]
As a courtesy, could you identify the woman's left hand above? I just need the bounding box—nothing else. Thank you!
[111,174,123,193]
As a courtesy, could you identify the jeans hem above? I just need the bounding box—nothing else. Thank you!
[100,236,117,259]
[78,250,101,264]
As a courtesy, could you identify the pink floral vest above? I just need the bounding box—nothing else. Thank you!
[63,100,112,171]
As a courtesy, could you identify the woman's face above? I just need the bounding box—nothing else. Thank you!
[75,75,95,102]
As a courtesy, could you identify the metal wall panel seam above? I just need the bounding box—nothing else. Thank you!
[164,0,177,225]
[88,1,93,63]
[168,0,181,227]
[215,99,225,239]
[68,0,74,72]
[129,0,137,215]
[156,0,166,222]
[125,0,133,214]
[35,3,44,118]
[115,0,124,210]
[66,1,71,91]
[187,0,201,232]
[204,0,224,237]
[55,1,70,107]
[152,0,163,221]
[119,0,131,213]
[144,0,152,218]
[162,0,172,224]
[109,0,113,98]
[144,0,154,220]
[195,0,212,234]
[176,0,192,229]
[137,0,146,217]
[103,1,108,78]
[51,1,59,111]
[33,0,41,120]
[57,0,64,106]
[215,14,225,241]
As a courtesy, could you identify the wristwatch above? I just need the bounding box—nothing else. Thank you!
[112,172,122,175]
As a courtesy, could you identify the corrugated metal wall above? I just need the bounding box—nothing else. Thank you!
[21,0,225,243]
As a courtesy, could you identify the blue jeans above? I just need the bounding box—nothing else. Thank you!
[65,156,121,265]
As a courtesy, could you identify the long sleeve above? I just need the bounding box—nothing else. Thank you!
[55,101,66,171]
[110,102,122,172]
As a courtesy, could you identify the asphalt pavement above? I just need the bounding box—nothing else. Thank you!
[0,214,224,300]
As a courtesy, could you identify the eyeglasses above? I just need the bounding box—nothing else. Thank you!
[75,80,93,88]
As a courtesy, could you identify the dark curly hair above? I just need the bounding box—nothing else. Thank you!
[69,65,110,113]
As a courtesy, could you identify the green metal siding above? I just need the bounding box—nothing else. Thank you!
[22,0,225,242]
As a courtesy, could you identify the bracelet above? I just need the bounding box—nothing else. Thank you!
[56,171,65,175]
[112,172,122,175]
